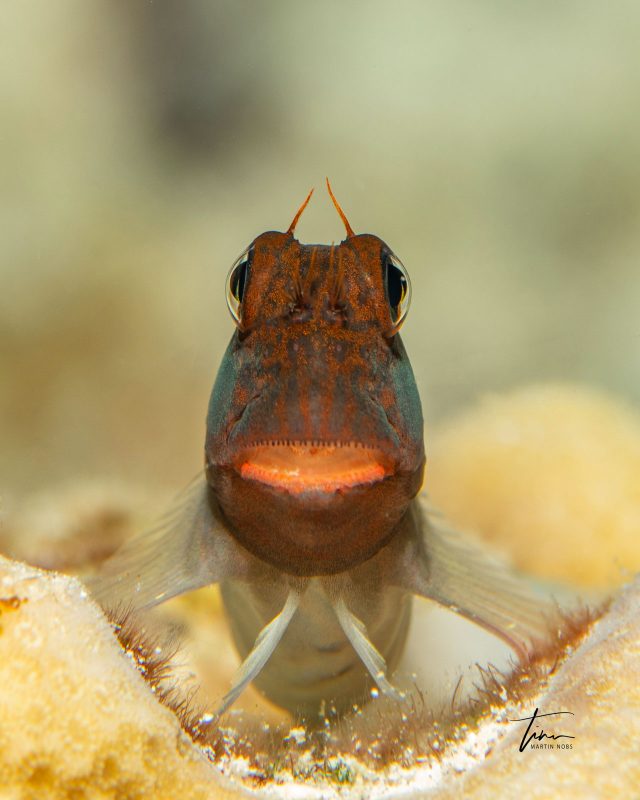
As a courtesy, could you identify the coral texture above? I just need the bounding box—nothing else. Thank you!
[432,575,640,800]
[1,560,638,798]
[0,556,235,800]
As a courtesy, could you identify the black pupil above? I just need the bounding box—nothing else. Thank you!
[386,260,406,312]
[231,260,248,302]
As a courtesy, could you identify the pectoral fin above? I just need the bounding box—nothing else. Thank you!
[87,474,251,612]
[390,501,554,661]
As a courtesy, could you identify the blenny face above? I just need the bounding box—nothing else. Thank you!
[205,186,425,576]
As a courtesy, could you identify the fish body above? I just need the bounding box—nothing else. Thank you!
[221,572,412,716]
[91,184,551,717]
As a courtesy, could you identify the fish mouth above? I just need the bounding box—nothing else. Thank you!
[236,441,393,495]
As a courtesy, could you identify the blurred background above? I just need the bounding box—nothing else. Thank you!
[2,0,640,499]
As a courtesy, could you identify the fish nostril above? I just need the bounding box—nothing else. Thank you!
[287,303,313,323]
[321,297,349,325]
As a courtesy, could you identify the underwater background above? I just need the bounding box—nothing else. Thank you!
[2,0,640,499]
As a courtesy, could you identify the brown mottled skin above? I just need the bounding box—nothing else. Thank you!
[205,222,425,576]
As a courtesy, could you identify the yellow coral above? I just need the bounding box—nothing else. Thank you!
[427,384,640,589]
[0,556,235,800]
[434,575,640,800]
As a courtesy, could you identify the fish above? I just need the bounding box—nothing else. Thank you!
[90,181,552,718]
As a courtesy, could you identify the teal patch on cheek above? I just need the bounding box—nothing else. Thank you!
[206,337,240,441]
[389,339,424,446]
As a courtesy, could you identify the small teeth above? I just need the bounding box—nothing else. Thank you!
[247,440,372,450]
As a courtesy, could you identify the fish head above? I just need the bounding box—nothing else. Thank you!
[206,191,425,575]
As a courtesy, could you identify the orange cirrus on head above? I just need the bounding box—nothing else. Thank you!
[239,442,389,494]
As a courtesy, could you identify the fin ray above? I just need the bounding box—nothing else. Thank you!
[391,501,554,660]
[333,596,404,700]
[88,474,249,612]
[217,588,303,715]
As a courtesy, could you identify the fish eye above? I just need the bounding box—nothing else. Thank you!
[383,251,411,332]
[225,246,253,326]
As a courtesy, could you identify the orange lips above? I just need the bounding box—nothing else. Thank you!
[239,442,389,494]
